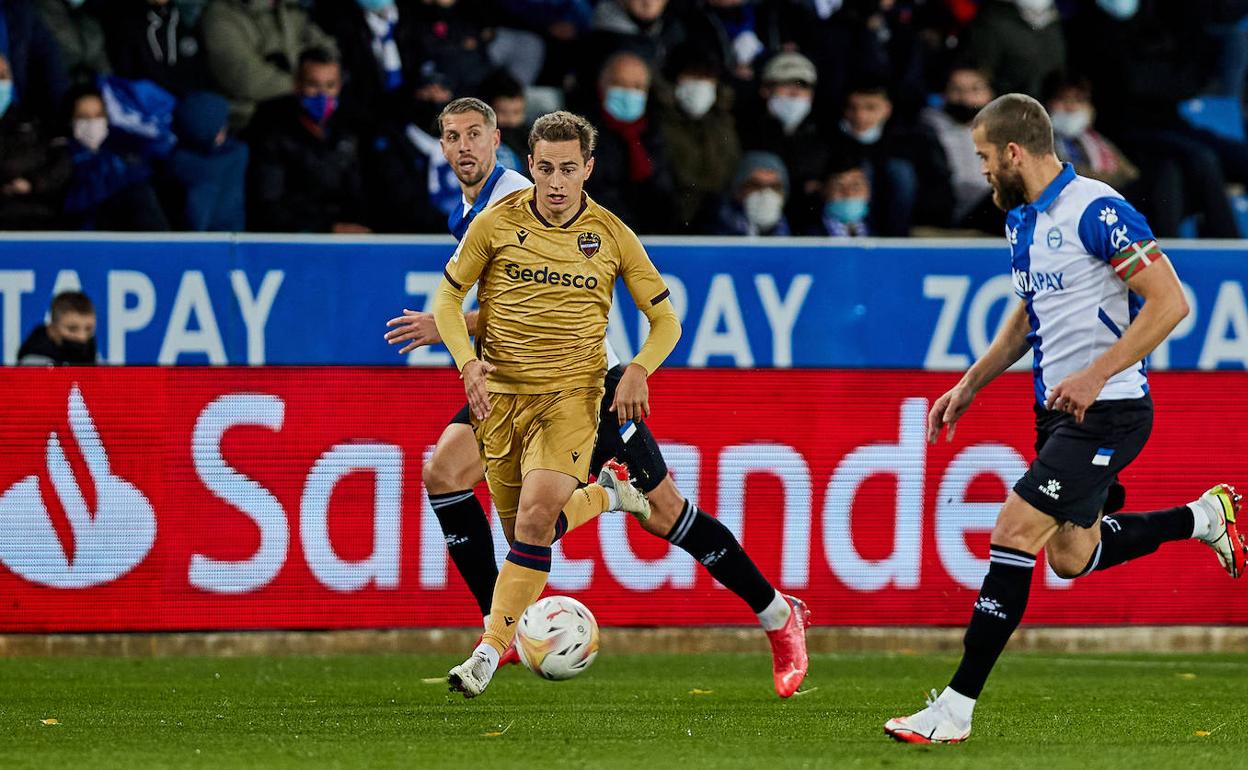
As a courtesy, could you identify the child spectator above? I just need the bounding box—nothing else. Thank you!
[167,90,248,231]
[17,291,98,365]
[813,159,871,237]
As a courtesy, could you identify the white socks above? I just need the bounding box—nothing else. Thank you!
[1189,500,1213,540]
[472,642,501,672]
[603,484,620,512]
[939,687,976,726]
[756,591,792,631]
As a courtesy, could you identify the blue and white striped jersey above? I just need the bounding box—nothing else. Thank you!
[1006,163,1157,405]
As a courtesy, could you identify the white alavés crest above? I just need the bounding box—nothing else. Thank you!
[0,384,156,588]
[1099,207,1118,227]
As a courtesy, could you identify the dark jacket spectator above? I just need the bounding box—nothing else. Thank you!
[831,81,923,236]
[406,0,495,95]
[311,0,423,127]
[104,0,212,97]
[0,52,71,229]
[2,0,69,124]
[963,0,1065,99]
[586,51,677,233]
[17,290,97,365]
[247,51,369,233]
[919,65,996,231]
[167,90,247,231]
[34,0,109,85]
[201,0,338,129]
[655,46,739,232]
[737,52,833,233]
[63,86,171,231]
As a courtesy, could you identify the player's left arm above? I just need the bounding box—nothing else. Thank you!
[1049,202,1190,421]
[612,224,681,425]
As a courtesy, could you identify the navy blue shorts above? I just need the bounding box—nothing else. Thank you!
[1013,395,1153,528]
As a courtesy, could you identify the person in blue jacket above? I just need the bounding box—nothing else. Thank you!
[166,90,247,231]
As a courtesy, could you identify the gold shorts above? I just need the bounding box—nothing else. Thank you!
[474,385,604,518]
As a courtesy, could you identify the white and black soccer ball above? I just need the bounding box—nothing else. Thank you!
[515,595,600,681]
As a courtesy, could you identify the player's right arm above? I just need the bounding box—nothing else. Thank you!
[927,299,1031,444]
[434,222,495,418]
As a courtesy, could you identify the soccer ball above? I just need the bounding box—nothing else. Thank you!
[515,595,600,680]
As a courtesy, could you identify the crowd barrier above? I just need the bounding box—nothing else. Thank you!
[1,367,1244,632]
[1,235,1246,369]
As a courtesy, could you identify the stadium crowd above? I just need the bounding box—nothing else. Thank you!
[2,0,1248,237]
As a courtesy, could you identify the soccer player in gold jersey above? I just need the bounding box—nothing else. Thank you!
[434,111,681,698]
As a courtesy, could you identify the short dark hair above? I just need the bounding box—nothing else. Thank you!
[297,47,338,73]
[51,291,94,322]
[478,69,524,103]
[438,97,497,134]
[846,78,889,101]
[528,110,597,161]
[971,93,1054,156]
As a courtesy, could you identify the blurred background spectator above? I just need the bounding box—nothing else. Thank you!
[247,48,368,233]
[0,0,1244,238]
[202,0,337,129]
[0,52,71,230]
[717,150,790,236]
[812,154,871,237]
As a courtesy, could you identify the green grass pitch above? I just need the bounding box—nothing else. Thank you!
[1,651,1244,768]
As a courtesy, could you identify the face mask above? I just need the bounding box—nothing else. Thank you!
[1096,0,1138,20]
[743,188,784,230]
[1050,108,1092,139]
[0,80,12,119]
[300,93,338,124]
[66,0,87,8]
[840,117,883,145]
[604,87,647,122]
[674,79,717,119]
[356,0,394,11]
[825,197,869,224]
[73,117,109,152]
[944,102,980,124]
[768,95,811,133]
[59,338,97,365]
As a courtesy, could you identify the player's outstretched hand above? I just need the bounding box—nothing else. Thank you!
[927,384,975,444]
[610,363,651,426]
[1045,368,1106,424]
[384,309,441,353]
[462,359,496,420]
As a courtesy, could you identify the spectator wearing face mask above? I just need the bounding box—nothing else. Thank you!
[655,45,739,233]
[832,81,917,236]
[716,151,791,236]
[963,0,1066,98]
[63,86,171,230]
[0,54,72,230]
[811,158,871,238]
[738,51,832,234]
[1043,74,1185,236]
[585,50,676,233]
[104,0,212,97]
[35,0,111,86]
[165,90,248,231]
[920,64,999,232]
[17,291,98,366]
[247,48,370,233]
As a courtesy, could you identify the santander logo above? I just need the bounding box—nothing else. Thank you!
[0,384,156,588]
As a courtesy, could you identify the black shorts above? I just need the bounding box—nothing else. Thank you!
[444,365,669,493]
[1013,395,1153,528]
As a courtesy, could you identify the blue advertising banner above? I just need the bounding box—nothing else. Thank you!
[0,235,1245,369]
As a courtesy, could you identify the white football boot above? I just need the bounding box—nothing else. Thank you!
[884,689,972,744]
[1190,484,1247,578]
[597,460,651,522]
[447,649,496,698]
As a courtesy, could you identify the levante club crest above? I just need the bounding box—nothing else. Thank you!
[578,232,601,258]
